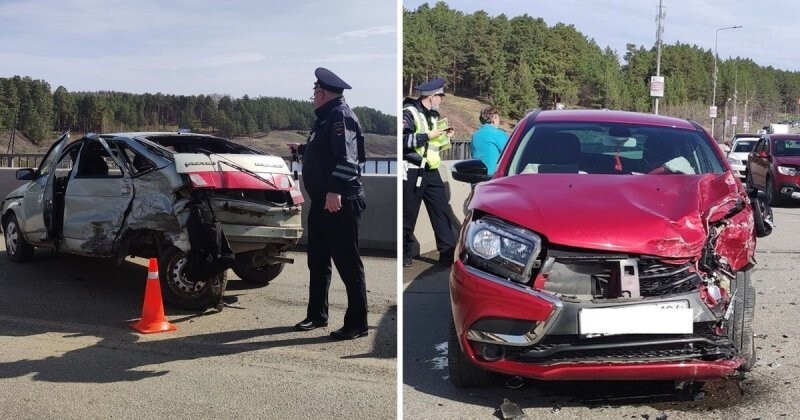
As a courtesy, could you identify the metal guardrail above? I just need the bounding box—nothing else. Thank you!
[442,139,472,161]
[0,154,45,168]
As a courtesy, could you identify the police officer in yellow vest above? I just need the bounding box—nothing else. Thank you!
[402,77,456,267]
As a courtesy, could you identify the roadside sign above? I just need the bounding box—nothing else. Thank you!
[744,121,750,131]
[731,116,737,126]
[709,106,718,118]
[650,76,665,97]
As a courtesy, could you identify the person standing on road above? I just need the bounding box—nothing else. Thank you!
[470,107,508,176]
[288,67,368,340]
[402,77,456,268]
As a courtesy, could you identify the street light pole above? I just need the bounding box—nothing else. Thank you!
[723,97,732,140]
[711,25,742,140]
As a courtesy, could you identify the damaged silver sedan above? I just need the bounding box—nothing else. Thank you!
[1,132,303,309]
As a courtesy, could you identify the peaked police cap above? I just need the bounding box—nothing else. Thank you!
[314,67,352,94]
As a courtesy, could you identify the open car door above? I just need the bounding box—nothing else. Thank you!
[20,132,70,244]
[59,136,134,256]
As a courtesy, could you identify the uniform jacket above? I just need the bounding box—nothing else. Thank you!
[300,97,366,201]
[402,97,441,167]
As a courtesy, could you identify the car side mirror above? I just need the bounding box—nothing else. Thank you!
[452,159,491,184]
[15,168,36,181]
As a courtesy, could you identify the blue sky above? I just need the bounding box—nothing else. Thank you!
[404,0,800,73]
[0,0,398,115]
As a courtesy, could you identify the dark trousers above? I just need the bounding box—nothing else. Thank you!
[306,197,367,329]
[403,168,456,260]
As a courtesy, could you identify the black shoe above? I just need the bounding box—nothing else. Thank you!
[294,318,328,331]
[330,326,369,340]
[438,252,454,267]
[403,257,412,267]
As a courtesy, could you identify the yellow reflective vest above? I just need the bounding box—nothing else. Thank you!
[404,105,451,170]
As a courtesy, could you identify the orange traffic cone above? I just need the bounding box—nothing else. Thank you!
[131,258,177,334]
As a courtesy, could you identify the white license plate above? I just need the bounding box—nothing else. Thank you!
[579,300,693,335]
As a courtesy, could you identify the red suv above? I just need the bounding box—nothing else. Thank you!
[746,134,800,205]
[448,110,771,386]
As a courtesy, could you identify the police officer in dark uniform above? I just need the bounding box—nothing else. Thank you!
[290,67,368,340]
[402,78,456,268]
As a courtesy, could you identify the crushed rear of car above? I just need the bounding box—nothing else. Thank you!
[1,132,303,309]
[448,110,772,386]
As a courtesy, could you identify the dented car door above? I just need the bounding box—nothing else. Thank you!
[59,137,134,255]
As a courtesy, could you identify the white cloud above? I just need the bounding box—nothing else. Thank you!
[336,25,396,40]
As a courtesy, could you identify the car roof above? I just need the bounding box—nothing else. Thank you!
[733,132,760,137]
[104,131,219,139]
[528,109,697,130]
[768,134,800,140]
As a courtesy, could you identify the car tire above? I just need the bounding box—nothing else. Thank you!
[158,246,228,310]
[750,196,773,238]
[232,250,285,285]
[4,214,34,262]
[448,318,495,388]
[729,270,756,372]
[765,175,783,207]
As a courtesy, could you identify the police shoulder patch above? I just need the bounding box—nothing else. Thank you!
[333,122,345,136]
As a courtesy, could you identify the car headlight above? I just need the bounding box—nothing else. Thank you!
[465,216,542,283]
[778,166,798,176]
[728,157,742,166]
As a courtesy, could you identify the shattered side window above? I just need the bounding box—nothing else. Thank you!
[119,144,157,175]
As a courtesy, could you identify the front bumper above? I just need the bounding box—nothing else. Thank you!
[450,260,743,380]
[730,163,747,179]
[775,179,800,200]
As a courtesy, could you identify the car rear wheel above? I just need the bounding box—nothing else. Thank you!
[729,270,756,372]
[232,250,285,285]
[4,214,34,262]
[448,318,495,387]
[159,246,228,310]
[751,196,773,238]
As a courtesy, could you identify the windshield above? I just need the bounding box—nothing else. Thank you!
[732,140,757,153]
[773,140,800,156]
[506,122,726,176]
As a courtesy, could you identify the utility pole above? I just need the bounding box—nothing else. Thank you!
[732,64,738,136]
[743,83,751,133]
[652,0,665,114]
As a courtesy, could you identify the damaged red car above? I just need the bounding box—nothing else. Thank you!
[448,110,772,386]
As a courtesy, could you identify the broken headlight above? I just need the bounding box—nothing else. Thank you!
[465,216,542,283]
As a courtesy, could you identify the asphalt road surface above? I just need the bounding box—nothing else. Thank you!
[403,200,800,420]
[0,245,397,419]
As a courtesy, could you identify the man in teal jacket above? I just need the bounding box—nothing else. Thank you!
[470,107,508,175]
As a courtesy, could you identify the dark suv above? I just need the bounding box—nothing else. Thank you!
[746,134,800,205]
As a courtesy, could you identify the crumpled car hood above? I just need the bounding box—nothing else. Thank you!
[470,173,749,260]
